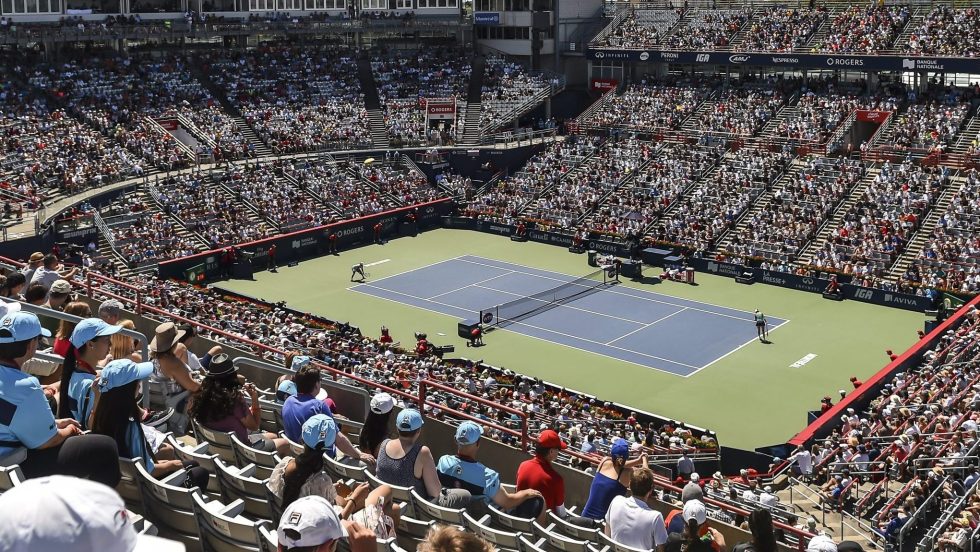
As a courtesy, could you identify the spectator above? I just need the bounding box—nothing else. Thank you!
[276,495,378,552]
[682,472,704,502]
[0,312,120,486]
[806,535,838,552]
[57,317,123,428]
[21,252,44,289]
[664,500,725,552]
[189,353,290,456]
[44,279,73,312]
[30,254,78,291]
[375,409,449,505]
[605,467,669,550]
[148,322,200,435]
[517,429,592,525]
[677,452,695,479]
[109,319,143,364]
[582,438,648,520]
[91,358,208,488]
[97,299,124,325]
[359,392,394,458]
[733,510,778,552]
[268,414,398,534]
[436,420,545,517]
[0,271,27,300]
[51,301,93,357]
[417,525,495,552]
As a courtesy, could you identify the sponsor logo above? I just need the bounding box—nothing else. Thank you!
[336,226,364,237]
[707,262,718,273]
[771,57,798,64]
[762,271,787,286]
[594,51,604,59]
[291,237,317,249]
[729,55,750,64]
[588,240,618,253]
[853,288,874,300]
[696,54,710,63]
[884,293,919,307]
[591,51,639,60]
[488,225,511,235]
[902,58,916,70]
[61,227,98,239]
[657,52,676,61]
[425,207,436,214]
[639,51,650,61]
[911,58,945,71]
[826,57,864,67]
[802,278,814,285]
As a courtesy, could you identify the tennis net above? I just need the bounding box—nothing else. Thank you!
[478,267,618,328]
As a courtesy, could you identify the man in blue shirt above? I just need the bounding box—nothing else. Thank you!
[436,420,544,517]
[280,358,374,465]
[0,311,119,486]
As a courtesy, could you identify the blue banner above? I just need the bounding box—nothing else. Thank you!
[474,12,500,25]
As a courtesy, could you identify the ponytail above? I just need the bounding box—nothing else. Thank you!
[57,345,80,419]
[282,445,325,509]
[682,518,699,552]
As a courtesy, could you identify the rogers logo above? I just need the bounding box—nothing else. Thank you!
[729,55,750,63]
[827,57,864,66]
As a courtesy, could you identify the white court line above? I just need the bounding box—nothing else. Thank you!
[456,256,772,323]
[429,271,517,301]
[471,283,648,325]
[352,282,701,371]
[364,259,391,267]
[348,256,464,288]
[688,319,792,378]
[604,307,689,345]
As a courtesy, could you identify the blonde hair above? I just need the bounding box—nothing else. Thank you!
[110,319,138,361]
[56,302,93,339]
[418,526,495,552]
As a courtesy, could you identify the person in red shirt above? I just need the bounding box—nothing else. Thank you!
[849,376,863,389]
[516,430,594,527]
[379,326,393,344]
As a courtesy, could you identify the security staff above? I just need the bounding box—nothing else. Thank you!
[0,312,119,486]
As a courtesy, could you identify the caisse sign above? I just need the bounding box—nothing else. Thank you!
[590,78,618,92]
[856,110,891,123]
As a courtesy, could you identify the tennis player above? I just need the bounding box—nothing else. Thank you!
[351,262,366,282]
[754,309,768,341]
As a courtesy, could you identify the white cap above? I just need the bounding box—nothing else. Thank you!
[370,392,395,414]
[278,496,347,548]
[690,473,700,482]
[806,534,837,552]
[682,499,707,525]
[0,475,173,552]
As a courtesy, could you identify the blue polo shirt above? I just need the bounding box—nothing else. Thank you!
[0,364,57,455]
[67,371,96,430]
[436,455,501,504]
[282,394,337,456]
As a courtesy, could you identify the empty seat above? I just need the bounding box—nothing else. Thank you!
[232,433,280,480]
[520,536,551,552]
[597,531,649,552]
[546,512,599,542]
[118,457,146,513]
[192,492,272,552]
[411,488,466,525]
[0,464,25,493]
[533,521,594,552]
[489,503,536,533]
[135,462,202,547]
[324,452,367,482]
[257,397,282,434]
[165,434,221,493]
[214,459,274,521]
[465,511,523,551]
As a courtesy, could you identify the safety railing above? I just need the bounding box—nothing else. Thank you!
[91,210,121,260]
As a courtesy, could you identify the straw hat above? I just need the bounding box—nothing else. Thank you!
[149,322,186,354]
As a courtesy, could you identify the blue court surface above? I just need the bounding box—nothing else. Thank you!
[350,256,788,376]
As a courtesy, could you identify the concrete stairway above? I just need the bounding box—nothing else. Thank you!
[366,108,390,148]
[205,174,271,231]
[186,57,273,158]
[716,157,807,253]
[951,113,980,156]
[229,114,273,157]
[458,102,483,146]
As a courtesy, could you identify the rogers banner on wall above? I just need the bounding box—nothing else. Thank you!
[425,98,457,121]
[856,110,891,123]
[590,78,618,92]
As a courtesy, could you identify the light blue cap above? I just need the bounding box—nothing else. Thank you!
[455,421,483,446]
[302,414,338,450]
[277,380,298,400]
[0,312,51,343]
[291,355,312,371]
[396,409,424,432]
[98,359,154,391]
[70,318,122,349]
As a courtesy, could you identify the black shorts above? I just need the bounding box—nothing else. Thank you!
[756,321,765,328]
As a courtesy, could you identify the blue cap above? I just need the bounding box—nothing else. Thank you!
[277,380,298,401]
[301,414,338,450]
[396,409,424,432]
[455,421,483,446]
[611,438,630,459]
[69,318,122,349]
[0,312,51,343]
[291,355,312,371]
[98,359,154,391]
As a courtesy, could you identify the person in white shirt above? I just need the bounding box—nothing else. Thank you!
[30,254,78,291]
[791,445,813,480]
[759,486,778,507]
[605,468,668,551]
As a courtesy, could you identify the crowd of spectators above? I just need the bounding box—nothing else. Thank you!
[905,7,980,58]
[660,9,749,50]
[106,195,202,266]
[582,83,707,131]
[481,57,555,130]
[737,7,828,53]
[599,8,682,49]
[360,161,442,206]
[286,159,395,219]
[913,169,980,293]
[522,137,652,231]
[812,160,950,278]
[651,148,793,252]
[725,157,865,263]
[205,46,370,152]
[775,92,867,144]
[813,5,910,54]
[884,102,971,152]
[694,88,785,136]
[585,142,723,239]
[464,135,602,223]
[221,162,331,232]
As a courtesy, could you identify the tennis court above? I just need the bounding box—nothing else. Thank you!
[350,255,788,376]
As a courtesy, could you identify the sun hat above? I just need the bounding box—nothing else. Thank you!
[98,359,155,392]
[149,322,186,354]
[301,414,338,450]
[682,499,707,525]
[455,421,483,446]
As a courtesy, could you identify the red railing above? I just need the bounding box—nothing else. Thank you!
[419,379,529,452]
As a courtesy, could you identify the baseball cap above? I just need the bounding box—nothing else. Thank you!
[682,499,707,525]
[455,421,483,446]
[301,414,338,450]
[70,318,122,349]
[806,534,838,552]
[370,392,394,415]
[396,409,424,432]
[0,312,51,343]
[610,438,630,459]
[49,279,72,295]
[0,475,179,552]
[99,359,154,392]
[279,496,347,548]
[291,355,312,371]
[690,473,700,482]
[277,380,298,401]
[537,429,567,449]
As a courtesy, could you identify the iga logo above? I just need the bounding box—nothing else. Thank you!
[854,288,874,300]
[728,55,750,64]
[696,54,710,62]
[639,51,650,61]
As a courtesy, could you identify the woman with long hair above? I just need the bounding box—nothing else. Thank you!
[359,392,394,458]
[268,414,399,536]
[52,302,93,357]
[110,319,143,363]
[91,359,209,488]
[58,318,121,429]
[581,438,648,520]
[149,322,200,435]
[733,510,777,552]
[0,271,26,299]
[189,354,289,456]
